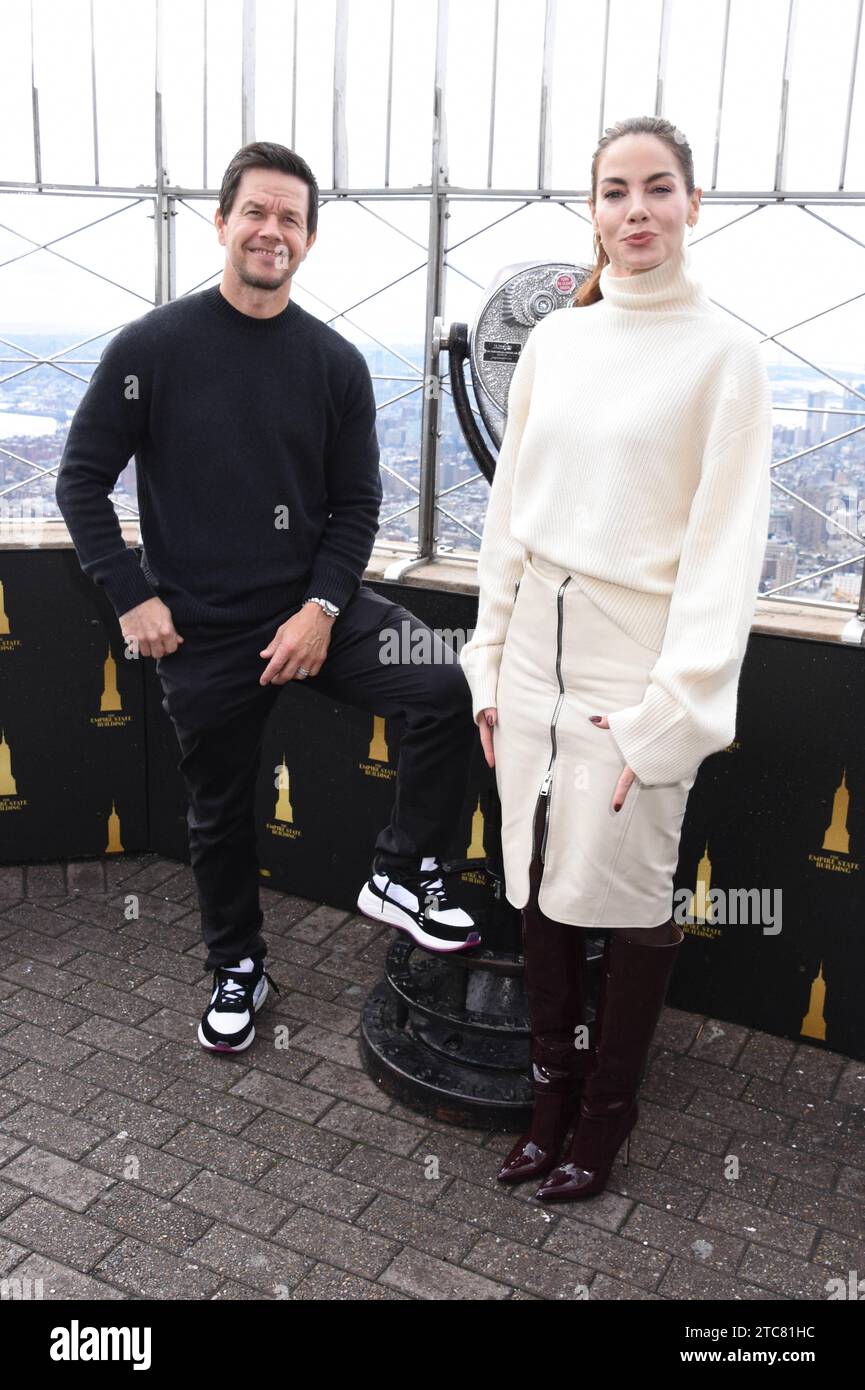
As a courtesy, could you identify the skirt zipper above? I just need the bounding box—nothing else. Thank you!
[537,574,571,862]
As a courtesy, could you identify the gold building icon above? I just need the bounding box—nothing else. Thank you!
[801,960,827,1040]
[274,754,293,823]
[368,715,389,762]
[0,727,16,795]
[689,841,714,923]
[822,769,850,855]
[0,578,9,635]
[100,645,122,712]
[105,798,124,853]
[466,796,485,859]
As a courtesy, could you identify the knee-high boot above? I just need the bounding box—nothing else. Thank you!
[535,917,683,1201]
[497,903,591,1184]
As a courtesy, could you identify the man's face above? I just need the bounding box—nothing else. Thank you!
[215,169,317,291]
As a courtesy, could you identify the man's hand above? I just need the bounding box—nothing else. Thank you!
[119,596,184,659]
[259,601,336,685]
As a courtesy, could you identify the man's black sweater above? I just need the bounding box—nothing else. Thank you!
[55,285,383,626]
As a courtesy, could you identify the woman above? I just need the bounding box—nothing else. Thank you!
[459,116,773,1202]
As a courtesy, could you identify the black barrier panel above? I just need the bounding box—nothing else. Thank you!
[1,547,863,1060]
[0,549,148,863]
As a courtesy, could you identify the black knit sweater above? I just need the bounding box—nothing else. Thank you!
[55,285,382,626]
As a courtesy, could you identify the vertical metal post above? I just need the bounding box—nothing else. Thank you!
[774,0,797,194]
[29,0,42,186]
[333,0,349,188]
[242,0,256,146]
[154,0,174,306]
[417,0,449,560]
[537,0,556,190]
[89,0,100,184]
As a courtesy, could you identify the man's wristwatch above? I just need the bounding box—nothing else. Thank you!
[305,596,340,619]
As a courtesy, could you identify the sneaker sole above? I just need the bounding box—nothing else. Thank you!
[198,977,269,1053]
[356,884,481,954]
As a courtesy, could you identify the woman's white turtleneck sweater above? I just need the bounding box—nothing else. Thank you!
[458,238,773,788]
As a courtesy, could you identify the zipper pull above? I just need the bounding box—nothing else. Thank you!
[539,768,553,797]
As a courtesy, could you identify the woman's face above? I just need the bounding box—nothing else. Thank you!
[587,133,701,278]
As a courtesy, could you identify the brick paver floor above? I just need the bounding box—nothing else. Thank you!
[0,854,863,1301]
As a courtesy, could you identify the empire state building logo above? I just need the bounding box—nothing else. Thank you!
[809,768,859,875]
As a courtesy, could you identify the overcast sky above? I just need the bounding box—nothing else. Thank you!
[1,0,864,381]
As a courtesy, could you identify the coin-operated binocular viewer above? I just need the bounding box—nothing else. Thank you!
[362,262,600,1129]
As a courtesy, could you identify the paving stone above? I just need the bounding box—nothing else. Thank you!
[378,1245,511,1300]
[463,1230,595,1299]
[356,1191,483,1262]
[5,1250,126,1299]
[0,1195,121,1270]
[620,1201,747,1273]
[319,1100,430,1156]
[57,951,152,989]
[1,1103,110,1160]
[0,959,88,999]
[3,1061,101,1113]
[149,1077,263,1134]
[1,1146,114,1211]
[335,1146,455,1210]
[78,1091,187,1147]
[543,1216,670,1291]
[738,1242,849,1299]
[185,1223,311,1294]
[288,1263,408,1299]
[228,1068,334,1124]
[84,1135,200,1198]
[89,1184,214,1253]
[162,1121,279,1183]
[287,1023,365,1070]
[175,1169,292,1237]
[293,1058,393,1111]
[274,1204,401,1279]
[257,1155,383,1220]
[66,1017,164,1061]
[688,1017,751,1067]
[769,1175,865,1239]
[65,979,161,1026]
[93,1235,222,1299]
[696,1189,817,1259]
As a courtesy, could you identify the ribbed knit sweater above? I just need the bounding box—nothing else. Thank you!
[459,239,773,788]
[55,286,382,627]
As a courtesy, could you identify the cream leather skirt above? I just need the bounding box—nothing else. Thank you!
[493,552,696,927]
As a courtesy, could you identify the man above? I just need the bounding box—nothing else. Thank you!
[55,140,479,1055]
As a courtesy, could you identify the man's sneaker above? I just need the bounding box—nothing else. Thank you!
[356,855,481,954]
[198,955,280,1053]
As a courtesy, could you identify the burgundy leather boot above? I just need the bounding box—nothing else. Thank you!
[497,904,591,1185]
[535,918,683,1202]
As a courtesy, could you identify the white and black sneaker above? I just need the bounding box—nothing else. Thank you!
[197,955,280,1053]
[356,855,481,954]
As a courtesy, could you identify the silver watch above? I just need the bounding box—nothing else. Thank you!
[305,596,340,618]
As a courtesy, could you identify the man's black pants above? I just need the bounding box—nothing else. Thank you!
[155,583,475,972]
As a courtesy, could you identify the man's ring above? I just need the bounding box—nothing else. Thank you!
[297,666,309,679]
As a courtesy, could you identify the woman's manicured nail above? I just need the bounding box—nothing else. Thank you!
[589,715,602,724]
[613,803,622,812]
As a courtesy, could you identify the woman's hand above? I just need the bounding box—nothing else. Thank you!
[477,707,497,769]
[589,714,636,812]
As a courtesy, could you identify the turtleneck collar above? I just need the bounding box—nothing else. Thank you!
[598,238,709,314]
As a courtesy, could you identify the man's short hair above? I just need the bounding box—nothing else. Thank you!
[218,142,319,238]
